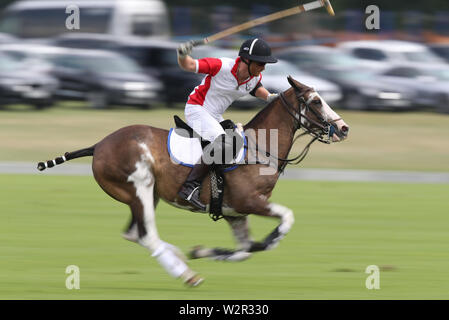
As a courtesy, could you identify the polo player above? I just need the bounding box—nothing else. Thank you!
[176,38,279,211]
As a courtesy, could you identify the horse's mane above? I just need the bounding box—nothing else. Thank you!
[244,87,294,129]
[243,76,313,129]
[244,100,277,129]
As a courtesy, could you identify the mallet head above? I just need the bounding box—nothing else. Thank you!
[320,0,335,16]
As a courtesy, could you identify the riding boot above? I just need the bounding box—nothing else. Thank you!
[178,162,209,211]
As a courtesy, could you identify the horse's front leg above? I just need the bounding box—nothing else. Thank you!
[189,215,253,261]
[248,202,295,252]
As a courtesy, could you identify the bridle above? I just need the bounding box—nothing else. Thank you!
[254,85,342,173]
[280,87,342,144]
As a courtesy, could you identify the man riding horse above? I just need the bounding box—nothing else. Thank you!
[177,38,279,211]
[37,38,349,287]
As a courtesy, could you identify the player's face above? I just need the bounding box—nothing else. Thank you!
[249,61,265,76]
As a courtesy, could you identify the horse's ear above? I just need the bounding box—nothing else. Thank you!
[287,75,301,90]
[287,75,308,92]
[287,75,295,87]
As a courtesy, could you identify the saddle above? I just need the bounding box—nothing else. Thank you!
[174,115,240,147]
[171,116,246,220]
[169,116,246,170]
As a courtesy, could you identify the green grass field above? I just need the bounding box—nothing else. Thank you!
[1,106,448,299]
[1,174,448,299]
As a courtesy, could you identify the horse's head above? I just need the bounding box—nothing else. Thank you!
[284,76,349,143]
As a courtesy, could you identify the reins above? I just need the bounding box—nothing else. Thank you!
[244,87,340,173]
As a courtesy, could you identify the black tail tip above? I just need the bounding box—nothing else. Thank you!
[37,162,46,171]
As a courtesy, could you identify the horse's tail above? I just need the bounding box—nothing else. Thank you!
[37,145,96,171]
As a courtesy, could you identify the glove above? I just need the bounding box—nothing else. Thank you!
[177,40,194,58]
[267,93,279,103]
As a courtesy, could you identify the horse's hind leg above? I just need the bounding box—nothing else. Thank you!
[122,214,138,243]
[127,160,203,287]
[190,215,253,262]
[122,196,159,243]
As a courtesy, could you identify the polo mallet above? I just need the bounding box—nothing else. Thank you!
[191,0,335,47]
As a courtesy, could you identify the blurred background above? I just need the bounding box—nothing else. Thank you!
[0,0,448,111]
[1,0,449,300]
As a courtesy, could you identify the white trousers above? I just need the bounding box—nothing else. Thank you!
[184,104,225,142]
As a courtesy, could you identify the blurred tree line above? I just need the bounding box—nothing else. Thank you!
[0,0,448,12]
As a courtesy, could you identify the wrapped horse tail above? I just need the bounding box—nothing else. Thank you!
[37,145,96,171]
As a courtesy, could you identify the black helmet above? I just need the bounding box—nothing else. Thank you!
[239,38,277,64]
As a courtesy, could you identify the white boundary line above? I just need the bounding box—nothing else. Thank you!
[1,162,449,184]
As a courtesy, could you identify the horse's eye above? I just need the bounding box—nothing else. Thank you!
[312,99,321,105]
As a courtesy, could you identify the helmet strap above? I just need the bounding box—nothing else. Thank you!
[242,58,253,78]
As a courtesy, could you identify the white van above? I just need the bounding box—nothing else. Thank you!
[0,0,170,39]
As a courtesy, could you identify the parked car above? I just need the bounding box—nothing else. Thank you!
[114,39,205,106]
[337,40,447,69]
[428,43,449,63]
[373,64,449,113]
[0,44,164,108]
[0,32,17,44]
[277,45,417,111]
[0,0,170,39]
[277,45,368,72]
[50,35,206,106]
[0,52,58,109]
[49,33,123,50]
[328,68,416,111]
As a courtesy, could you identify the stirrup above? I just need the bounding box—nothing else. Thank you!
[186,186,200,201]
[178,184,206,211]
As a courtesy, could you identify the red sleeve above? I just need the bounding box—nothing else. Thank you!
[197,58,222,76]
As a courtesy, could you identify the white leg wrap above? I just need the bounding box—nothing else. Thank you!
[269,203,294,234]
[152,244,188,278]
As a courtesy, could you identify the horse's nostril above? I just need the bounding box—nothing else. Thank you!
[341,126,349,134]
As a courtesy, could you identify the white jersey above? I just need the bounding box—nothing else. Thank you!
[187,57,262,117]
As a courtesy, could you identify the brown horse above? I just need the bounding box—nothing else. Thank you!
[37,76,349,287]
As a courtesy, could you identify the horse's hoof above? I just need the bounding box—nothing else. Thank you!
[212,250,252,262]
[185,274,204,287]
[122,232,138,243]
